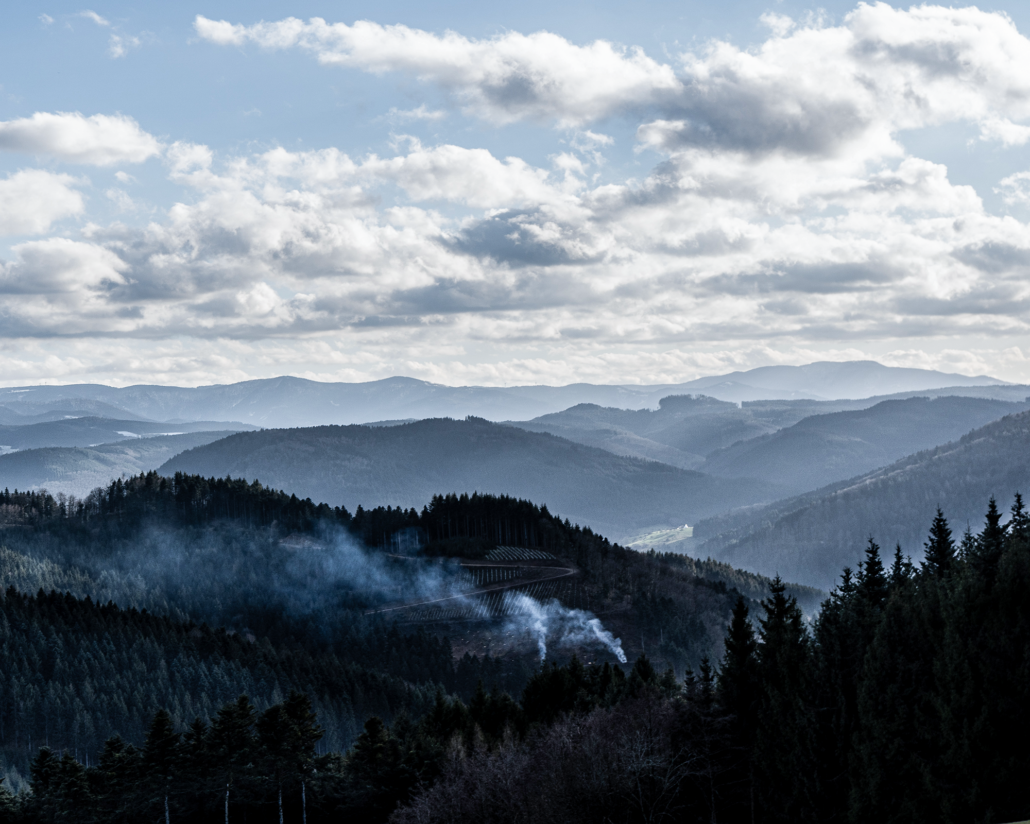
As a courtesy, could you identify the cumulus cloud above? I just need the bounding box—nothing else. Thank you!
[0,112,162,165]
[0,170,85,236]
[194,15,680,127]
[108,33,141,58]
[5,4,1030,386]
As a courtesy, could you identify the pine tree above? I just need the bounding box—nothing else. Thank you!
[889,544,913,588]
[972,497,1007,581]
[754,580,815,822]
[922,508,955,577]
[142,709,179,824]
[1009,492,1030,544]
[857,539,888,608]
[207,696,256,824]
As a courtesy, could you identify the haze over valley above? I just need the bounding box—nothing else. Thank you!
[4,1,1030,820]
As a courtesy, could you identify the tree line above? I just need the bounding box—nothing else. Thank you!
[3,494,1027,822]
[394,493,1030,823]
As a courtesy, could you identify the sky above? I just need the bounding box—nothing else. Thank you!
[2,1,1030,388]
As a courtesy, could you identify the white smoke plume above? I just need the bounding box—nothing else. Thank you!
[502,591,627,664]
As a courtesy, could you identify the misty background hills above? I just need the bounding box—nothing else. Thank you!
[0,433,245,499]
[0,416,257,451]
[693,409,1030,589]
[700,396,1030,496]
[1,359,1026,588]
[0,361,1012,428]
[158,417,785,539]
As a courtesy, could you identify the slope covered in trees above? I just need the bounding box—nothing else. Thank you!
[0,433,242,498]
[695,409,1030,588]
[3,496,1027,823]
[0,471,813,794]
[700,395,1030,496]
[158,417,786,538]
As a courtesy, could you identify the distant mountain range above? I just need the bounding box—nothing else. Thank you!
[0,361,1014,427]
[158,418,786,539]
[2,361,1026,584]
[700,396,1030,496]
[0,416,258,451]
[693,409,1030,589]
[0,432,243,498]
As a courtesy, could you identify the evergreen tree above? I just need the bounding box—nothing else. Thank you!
[1008,492,1030,544]
[754,579,815,823]
[142,709,179,824]
[207,696,257,824]
[922,508,955,577]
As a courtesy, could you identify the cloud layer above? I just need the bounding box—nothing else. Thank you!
[4,3,1030,386]
[0,112,161,166]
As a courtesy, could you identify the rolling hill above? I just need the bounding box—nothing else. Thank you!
[159,417,787,539]
[0,416,257,451]
[701,396,1030,496]
[0,361,1014,427]
[693,409,1030,589]
[0,432,245,497]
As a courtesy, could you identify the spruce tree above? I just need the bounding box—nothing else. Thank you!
[142,709,179,824]
[754,579,815,823]
[922,508,955,577]
[207,696,256,824]
[1009,492,1030,544]
[972,497,1007,581]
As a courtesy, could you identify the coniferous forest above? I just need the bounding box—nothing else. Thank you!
[0,474,1028,822]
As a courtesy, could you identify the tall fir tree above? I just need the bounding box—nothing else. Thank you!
[922,508,955,577]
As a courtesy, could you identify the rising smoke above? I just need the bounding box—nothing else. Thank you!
[502,592,627,664]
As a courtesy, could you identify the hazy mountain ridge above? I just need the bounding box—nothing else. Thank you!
[0,416,258,451]
[0,361,1012,428]
[158,417,788,539]
[693,409,1030,588]
[511,392,1030,479]
[0,432,246,497]
[700,396,1030,496]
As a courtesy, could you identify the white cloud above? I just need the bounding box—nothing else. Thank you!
[759,12,795,37]
[979,117,1030,147]
[6,5,1030,387]
[79,10,110,27]
[39,14,54,26]
[996,171,1030,206]
[108,33,141,58]
[0,170,84,236]
[0,112,161,166]
[386,104,447,122]
[194,15,681,127]
[198,5,1030,159]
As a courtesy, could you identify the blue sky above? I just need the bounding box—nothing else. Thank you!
[2,1,1030,387]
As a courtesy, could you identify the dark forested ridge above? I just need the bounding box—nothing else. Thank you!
[0,471,815,809]
[2,494,1028,823]
[157,417,786,539]
[696,408,1030,588]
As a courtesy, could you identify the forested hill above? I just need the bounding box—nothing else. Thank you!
[0,432,240,498]
[0,471,820,795]
[695,408,1030,588]
[158,417,786,539]
[701,395,1030,496]
[3,494,1028,823]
